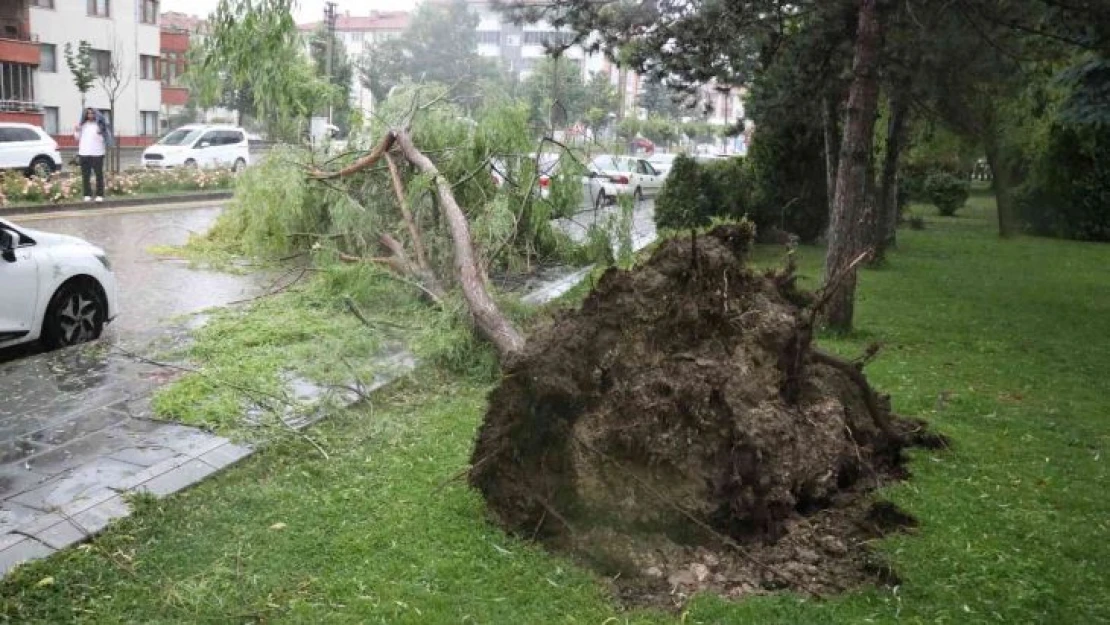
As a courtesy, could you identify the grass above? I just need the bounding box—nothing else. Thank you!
[2,193,1108,623]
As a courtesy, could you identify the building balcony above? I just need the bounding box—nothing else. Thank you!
[161,84,189,107]
[0,20,38,65]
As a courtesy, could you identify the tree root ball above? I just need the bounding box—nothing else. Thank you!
[469,224,940,607]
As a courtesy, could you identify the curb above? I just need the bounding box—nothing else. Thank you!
[0,191,233,218]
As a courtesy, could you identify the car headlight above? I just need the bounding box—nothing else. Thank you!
[95,254,112,270]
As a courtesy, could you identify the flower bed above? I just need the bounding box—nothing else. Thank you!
[0,168,235,206]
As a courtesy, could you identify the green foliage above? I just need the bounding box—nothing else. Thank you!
[745,122,828,242]
[923,171,970,217]
[62,41,95,103]
[654,154,706,230]
[1018,121,1110,240]
[583,72,619,129]
[359,0,497,111]
[522,57,588,127]
[197,0,334,141]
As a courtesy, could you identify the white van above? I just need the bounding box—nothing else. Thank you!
[142,125,250,171]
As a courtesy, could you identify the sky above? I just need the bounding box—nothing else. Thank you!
[160,0,418,23]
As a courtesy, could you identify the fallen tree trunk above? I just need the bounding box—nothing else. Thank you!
[309,129,526,362]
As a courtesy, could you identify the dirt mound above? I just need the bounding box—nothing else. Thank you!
[470,224,935,608]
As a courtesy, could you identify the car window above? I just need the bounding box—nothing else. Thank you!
[0,127,39,142]
[591,156,631,172]
[158,128,202,146]
[196,131,219,147]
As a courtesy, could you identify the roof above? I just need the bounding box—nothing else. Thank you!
[160,11,207,34]
[297,11,410,33]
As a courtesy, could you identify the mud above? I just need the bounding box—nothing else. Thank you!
[470,224,938,607]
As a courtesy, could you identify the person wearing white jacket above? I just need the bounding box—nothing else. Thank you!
[73,108,112,202]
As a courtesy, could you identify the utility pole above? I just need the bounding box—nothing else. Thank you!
[324,1,338,124]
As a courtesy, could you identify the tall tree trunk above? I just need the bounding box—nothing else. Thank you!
[822,94,841,217]
[983,125,1017,238]
[873,92,909,260]
[824,0,885,332]
[394,131,526,362]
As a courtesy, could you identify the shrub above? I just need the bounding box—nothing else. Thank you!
[1018,122,1110,241]
[654,154,709,230]
[745,122,828,243]
[923,171,970,216]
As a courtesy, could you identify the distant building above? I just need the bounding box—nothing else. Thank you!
[297,11,410,121]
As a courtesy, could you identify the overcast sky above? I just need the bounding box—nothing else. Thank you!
[160,0,417,22]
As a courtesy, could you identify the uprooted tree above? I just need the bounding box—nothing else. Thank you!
[206,0,939,607]
[297,95,938,605]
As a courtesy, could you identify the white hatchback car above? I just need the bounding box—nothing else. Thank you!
[0,123,63,177]
[142,125,250,171]
[0,218,118,350]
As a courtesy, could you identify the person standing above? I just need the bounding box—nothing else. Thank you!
[73,108,112,202]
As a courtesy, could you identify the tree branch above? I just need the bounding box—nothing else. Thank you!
[309,131,396,179]
[385,152,430,272]
[394,130,526,361]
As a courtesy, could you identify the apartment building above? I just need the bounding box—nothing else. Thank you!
[26,0,163,146]
[298,10,409,121]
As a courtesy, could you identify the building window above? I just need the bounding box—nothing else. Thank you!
[523,31,573,46]
[0,62,36,105]
[140,55,158,80]
[32,0,55,8]
[44,107,59,135]
[141,111,158,136]
[40,44,57,72]
[141,0,158,24]
[87,0,110,17]
[91,49,112,76]
[477,31,501,45]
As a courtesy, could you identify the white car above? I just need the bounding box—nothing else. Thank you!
[588,155,666,206]
[0,218,118,350]
[142,125,250,171]
[0,123,63,178]
[647,153,681,177]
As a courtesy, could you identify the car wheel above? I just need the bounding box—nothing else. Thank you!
[41,281,106,350]
[232,158,246,173]
[184,159,198,169]
[28,156,54,179]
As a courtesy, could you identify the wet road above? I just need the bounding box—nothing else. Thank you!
[2,204,266,356]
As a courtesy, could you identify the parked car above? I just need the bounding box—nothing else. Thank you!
[0,123,62,178]
[588,155,666,207]
[490,153,598,211]
[0,217,118,351]
[142,125,250,171]
[647,153,681,177]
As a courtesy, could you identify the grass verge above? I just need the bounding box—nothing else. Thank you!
[1,194,1107,623]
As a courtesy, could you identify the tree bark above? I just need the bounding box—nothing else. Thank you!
[824,0,885,332]
[873,92,909,260]
[983,125,1017,238]
[822,94,841,217]
[394,131,526,362]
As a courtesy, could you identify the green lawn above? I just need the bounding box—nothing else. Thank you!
[2,195,1108,623]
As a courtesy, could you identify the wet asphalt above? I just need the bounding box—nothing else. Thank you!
[5,204,264,350]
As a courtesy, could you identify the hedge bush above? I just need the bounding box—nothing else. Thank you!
[923,171,970,216]
[1018,122,1110,241]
